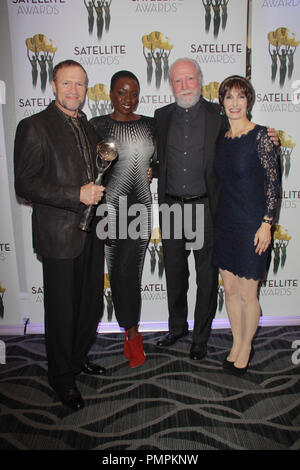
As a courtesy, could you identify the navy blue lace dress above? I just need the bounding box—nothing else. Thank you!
[212,125,280,280]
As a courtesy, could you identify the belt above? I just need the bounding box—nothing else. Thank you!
[166,193,207,202]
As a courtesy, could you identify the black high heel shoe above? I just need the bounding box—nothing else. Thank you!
[222,357,234,369]
[228,347,255,377]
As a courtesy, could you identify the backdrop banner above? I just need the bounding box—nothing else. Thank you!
[3,0,299,332]
[250,0,300,318]
[0,104,22,328]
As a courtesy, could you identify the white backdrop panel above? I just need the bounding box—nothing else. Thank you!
[4,0,298,330]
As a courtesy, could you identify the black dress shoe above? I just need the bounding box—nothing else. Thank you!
[156,332,189,347]
[56,387,84,410]
[81,361,107,376]
[189,343,207,360]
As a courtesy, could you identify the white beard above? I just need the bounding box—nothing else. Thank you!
[175,90,202,109]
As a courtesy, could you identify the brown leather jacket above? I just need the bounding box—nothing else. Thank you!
[14,101,98,259]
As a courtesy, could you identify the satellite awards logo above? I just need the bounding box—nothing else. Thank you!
[87,83,111,117]
[0,282,6,319]
[26,34,57,92]
[268,27,299,87]
[142,31,173,89]
[83,0,113,40]
[147,227,164,278]
[217,277,224,312]
[202,81,220,102]
[272,225,291,274]
[202,0,230,38]
[104,273,114,322]
[277,130,295,178]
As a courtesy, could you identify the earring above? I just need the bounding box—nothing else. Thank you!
[220,108,225,116]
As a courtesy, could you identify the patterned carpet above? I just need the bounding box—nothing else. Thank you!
[0,326,300,451]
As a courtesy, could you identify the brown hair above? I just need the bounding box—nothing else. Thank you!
[52,60,88,85]
[218,75,255,112]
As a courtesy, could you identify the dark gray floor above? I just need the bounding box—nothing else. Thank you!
[0,326,300,451]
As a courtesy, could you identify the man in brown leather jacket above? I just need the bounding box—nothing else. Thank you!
[14,60,106,410]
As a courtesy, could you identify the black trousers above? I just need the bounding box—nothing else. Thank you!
[160,196,218,345]
[104,203,151,331]
[42,225,104,390]
[106,238,147,330]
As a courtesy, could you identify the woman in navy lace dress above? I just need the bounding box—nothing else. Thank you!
[212,76,280,375]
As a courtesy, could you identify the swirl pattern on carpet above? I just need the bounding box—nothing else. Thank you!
[0,326,300,450]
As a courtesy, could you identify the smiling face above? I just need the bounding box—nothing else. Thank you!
[51,65,87,117]
[170,59,202,109]
[110,76,140,121]
[223,86,248,121]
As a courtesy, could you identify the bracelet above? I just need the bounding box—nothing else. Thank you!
[262,218,272,225]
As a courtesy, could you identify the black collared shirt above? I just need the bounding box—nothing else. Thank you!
[166,98,206,197]
[53,102,95,182]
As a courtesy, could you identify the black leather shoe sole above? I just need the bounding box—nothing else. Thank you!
[189,343,207,361]
[81,362,107,376]
[56,387,84,410]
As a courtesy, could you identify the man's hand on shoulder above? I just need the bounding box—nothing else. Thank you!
[267,127,280,147]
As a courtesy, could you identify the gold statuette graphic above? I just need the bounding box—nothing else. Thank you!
[202,0,230,38]
[79,140,118,232]
[272,225,291,273]
[25,33,57,92]
[148,227,164,278]
[83,0,113,40]
[217,277,224,312]
[268,27,299,87]
[202,81,220,102]
[0,282,6,319]
[142,31,173,89]
[87,83,111,117]
[103,273,114,322]
[277,130,295,178]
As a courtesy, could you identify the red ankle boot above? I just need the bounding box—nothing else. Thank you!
[124,331,131,360]
[127,333,146,368]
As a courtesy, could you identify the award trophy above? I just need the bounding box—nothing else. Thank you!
[79,140,118,232]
